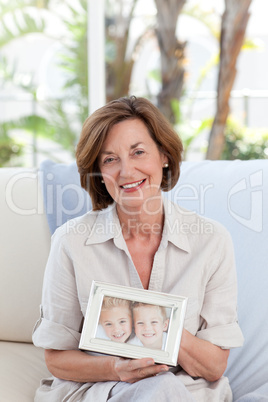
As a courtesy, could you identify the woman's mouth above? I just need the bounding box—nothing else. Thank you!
[120,179,146,190]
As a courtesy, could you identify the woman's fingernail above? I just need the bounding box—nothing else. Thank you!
[147,360,154,365]
[161,367,168,371]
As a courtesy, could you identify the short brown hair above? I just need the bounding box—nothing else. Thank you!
[132,302,167,322]
[76,96,183,210]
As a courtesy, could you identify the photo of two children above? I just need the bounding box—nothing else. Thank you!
[96,297,171,350]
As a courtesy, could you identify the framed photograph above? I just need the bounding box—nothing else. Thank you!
[79,281,188,366]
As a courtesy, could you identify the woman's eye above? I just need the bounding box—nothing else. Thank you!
[103,157,114,164]
[152,321,159,324]
[134,150,144,156]
[120,320,126,324]
[104,322,112,326]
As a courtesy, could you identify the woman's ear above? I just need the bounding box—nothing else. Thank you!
[161,152,168,165]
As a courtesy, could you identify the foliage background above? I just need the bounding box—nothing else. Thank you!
[0,0,267,166]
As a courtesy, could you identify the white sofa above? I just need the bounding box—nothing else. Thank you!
[1,160,268,401]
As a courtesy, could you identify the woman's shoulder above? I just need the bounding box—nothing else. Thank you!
[52,206,115,244]
[52,210,96,237]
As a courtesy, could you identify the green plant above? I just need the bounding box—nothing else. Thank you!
[0,126,23,167]
[0,0,88,162]
[171,98,212,159]
[222,119,268,160]
[57,0,88,124]
[0,0,47,48]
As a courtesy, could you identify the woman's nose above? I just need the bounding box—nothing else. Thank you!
[120,158,134,178]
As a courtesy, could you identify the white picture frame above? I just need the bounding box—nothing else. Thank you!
[79,281,188,366]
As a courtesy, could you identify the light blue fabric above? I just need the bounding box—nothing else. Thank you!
[39,160,92,234]
[168,160,268,401]
[236,382,268,401]
[39,159,268,400]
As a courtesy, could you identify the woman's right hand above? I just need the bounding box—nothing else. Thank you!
[112,357,169,383]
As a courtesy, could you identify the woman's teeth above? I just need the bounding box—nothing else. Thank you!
[121,179,144,189]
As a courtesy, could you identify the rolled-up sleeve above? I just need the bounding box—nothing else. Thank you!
[32,227,83,350]
[196,229,244,349]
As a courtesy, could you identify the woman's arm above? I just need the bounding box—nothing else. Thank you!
[177,329,230,382]
[45,349,169,383]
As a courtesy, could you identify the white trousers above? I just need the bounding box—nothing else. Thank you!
[108,372,195,402]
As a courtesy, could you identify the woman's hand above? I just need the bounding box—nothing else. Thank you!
[112,357,169,383]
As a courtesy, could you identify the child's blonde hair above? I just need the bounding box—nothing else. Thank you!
[132,302,167,322]
[101,297,131,311]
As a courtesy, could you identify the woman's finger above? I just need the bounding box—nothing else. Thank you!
[114,357,169,383]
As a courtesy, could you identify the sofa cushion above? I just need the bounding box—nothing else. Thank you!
[169,160,268,400]
[39,160,92,234]
[0,341,50,402]
[236,382,268,402]
[0,168,51,342]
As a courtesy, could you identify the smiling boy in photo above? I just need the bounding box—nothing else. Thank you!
[131,303,169,350]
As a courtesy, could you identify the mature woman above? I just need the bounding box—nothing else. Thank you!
[33,96,244,401]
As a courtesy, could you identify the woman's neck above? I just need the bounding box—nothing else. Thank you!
[116,198,165,241]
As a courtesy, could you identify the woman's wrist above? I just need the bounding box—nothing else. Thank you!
[109,356,121,381]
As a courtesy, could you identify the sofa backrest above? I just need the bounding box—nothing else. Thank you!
[1,160,268,400]
[0,168,51,343]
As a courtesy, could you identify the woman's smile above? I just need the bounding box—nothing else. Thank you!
[120,178,146,191]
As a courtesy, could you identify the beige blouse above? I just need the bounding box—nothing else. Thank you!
[33,197,244,401]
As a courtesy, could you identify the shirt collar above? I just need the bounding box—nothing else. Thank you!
[85,203,122,245]
[162,196,191,253]
[85,197,191,253]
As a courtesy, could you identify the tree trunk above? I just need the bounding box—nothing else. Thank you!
[155,0,186,124]
[206,0,252,160]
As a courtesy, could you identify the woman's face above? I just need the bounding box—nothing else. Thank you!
[99,119,168,212]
